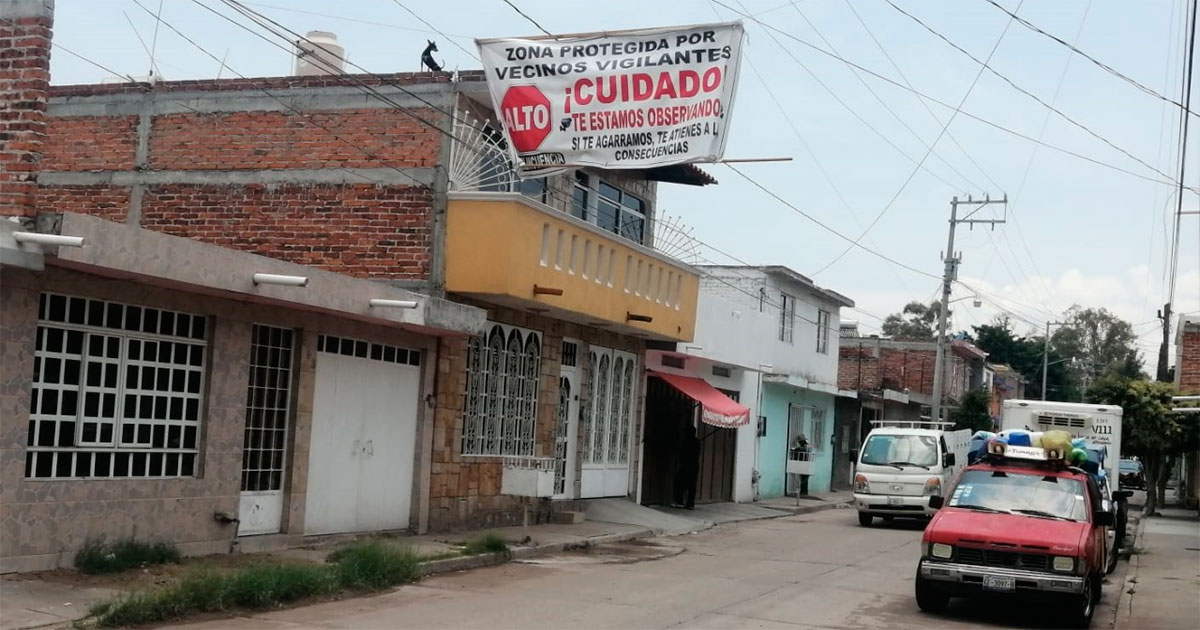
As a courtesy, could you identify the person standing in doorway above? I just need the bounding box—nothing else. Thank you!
[674,424,700,509]
[791,434,811,496]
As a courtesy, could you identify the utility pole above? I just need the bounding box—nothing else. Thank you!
[932,194,1007,423]
[1041,320,1063,400]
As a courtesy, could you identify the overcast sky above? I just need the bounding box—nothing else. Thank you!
[50,0,1200,366]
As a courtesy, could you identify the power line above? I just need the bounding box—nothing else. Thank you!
[980,0,1199,118]
[885,0,1180,187]
[500,0,551,36]
[811,0,1024,277]
[241,1,475,39]
[725,164,941,281]
[709,0,1196,192]
[387,0,479,61]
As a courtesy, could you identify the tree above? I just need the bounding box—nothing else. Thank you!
[972,316,1078,401]
[1087,376,1189,516]
[882,301,947,341]
[1054,306,1142,392]
[951,389,993,433]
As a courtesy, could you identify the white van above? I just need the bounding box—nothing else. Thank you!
[853,420,971,526]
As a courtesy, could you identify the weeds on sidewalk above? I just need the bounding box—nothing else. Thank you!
[462,533,508,555]
[88,542,420,628]
[75,537,181,574]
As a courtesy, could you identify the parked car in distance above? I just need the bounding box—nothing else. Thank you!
[1119,459,1145,490]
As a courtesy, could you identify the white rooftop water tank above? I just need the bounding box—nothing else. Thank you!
[294,31,345,76]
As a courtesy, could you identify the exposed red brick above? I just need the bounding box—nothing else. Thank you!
[140,184,432,281]
[148,108,442,171]
[47,71,467,99]
[1179,329,1200,394]
[0,5,53,218]
[35,186,128,223]
[42,116,138,171]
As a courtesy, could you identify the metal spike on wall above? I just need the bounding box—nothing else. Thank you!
[448,109,515,193]
[654,213,704,266]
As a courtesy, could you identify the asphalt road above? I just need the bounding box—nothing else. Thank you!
[179,506,1128,629]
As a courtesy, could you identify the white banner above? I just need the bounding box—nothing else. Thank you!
[476,22,745,174]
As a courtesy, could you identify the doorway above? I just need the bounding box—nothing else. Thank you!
[695,389,738,503]
[238,325,295,536]
[553,339,581,498]
[580,346,637,498]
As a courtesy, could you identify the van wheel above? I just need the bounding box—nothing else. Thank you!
[915,571,949,613]
[1067,574,1098,629]
[1106,545,1118,574]
[858,512,873,526]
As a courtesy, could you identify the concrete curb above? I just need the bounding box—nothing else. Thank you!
[755,498,854,516]
[416,528,656,577]
[1113,512,1148,628]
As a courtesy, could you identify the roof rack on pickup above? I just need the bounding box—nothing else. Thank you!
[869,419,955,429]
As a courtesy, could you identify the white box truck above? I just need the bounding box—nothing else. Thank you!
[853,420,972,526]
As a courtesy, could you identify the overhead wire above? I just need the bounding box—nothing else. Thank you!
[387,0,479,61]
[810,0,1025,277]
[1167,0,1197,311]
[980,0,1199,118]
[500,0,551,36]
[709,0,1196,192]
[241,1,475,39]
[884,0,1180,188]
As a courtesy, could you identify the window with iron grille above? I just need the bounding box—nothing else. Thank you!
[779,293,796,343]
[461,323,542,457]
[810,407,826,453]
[27,293,207,479]
[816,309,831,354]
[241,325,295,493]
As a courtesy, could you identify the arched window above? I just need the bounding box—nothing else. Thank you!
[461,322,542,456]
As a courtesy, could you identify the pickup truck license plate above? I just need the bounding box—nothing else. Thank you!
[983,575,1015,592]
[887,497,903,506]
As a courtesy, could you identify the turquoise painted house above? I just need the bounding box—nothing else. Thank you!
[759,382,838,497]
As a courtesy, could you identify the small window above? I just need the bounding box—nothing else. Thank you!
[660,355,685,369]
[519,177,549,205]
[711,365,732,378]
[779,293,795,344]
[816,309,831,354]
[571,172,590,221]
[571,173,646,245]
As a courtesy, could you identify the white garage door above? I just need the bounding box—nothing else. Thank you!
[305,335,422,535]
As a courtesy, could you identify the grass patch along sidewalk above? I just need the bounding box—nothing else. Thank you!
[85,542,419,628]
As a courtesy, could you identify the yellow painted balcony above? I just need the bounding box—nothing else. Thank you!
[445,193,699,342]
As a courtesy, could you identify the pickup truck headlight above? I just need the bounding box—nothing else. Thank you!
[931,543,953,559]
[1052,556,1075,572]
[923,477,942,496]
[854,473,869,494]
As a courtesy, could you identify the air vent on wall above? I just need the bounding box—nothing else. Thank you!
[712,365,732,378]
[661,355,685,369]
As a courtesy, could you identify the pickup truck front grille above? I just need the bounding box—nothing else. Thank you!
[955,547,1050,572]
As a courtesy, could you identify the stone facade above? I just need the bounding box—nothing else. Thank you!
[429,301,645,531]
[0,265,440,572]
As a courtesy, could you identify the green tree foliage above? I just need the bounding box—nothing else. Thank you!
[882,301,946,341]
[951,389,993,433]
[972,316,1077,401]
[1054,306,1143,388]
[1087,376,1196,516]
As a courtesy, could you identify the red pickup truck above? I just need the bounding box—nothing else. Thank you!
[915,443,1113,628]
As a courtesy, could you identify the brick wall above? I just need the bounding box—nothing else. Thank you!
[148,109,440,170]
[838,340,968,399]
[838,344,879,391]
[140,184,431,280]
[35,185,128,223]
[42,115,137,171]
[0,0,53,218]
[1179,327,1200,394]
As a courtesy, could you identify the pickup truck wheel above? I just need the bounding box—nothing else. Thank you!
[1067,574,1097,629]
[1106,543,1119,574]
[858,512,873,527]
[914,572,949,613]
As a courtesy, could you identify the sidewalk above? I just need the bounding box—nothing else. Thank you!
[584,490,853,535]
[1116,502,1200,629]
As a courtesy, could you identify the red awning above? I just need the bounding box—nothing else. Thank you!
[651,371,751,428]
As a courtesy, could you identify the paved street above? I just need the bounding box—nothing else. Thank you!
[180,507,1127,630]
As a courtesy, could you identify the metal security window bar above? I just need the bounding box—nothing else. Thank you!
[780,293,796,344]
[816,309,831,355]
[461,323,542,457]
[583,348,636,465]
[810,408,826,453]
[27,293,207,479]
[571,173,647,245]
[242,325,295,493]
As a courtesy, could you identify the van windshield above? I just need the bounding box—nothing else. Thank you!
[948,469,1088,521]
[860,434,939,467]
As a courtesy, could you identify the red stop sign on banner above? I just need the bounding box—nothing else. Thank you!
[500,86,552,153]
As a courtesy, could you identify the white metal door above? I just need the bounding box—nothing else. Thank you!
[305,335,421,535]
[238,325,294,536]
[581,347,637,498]
[553,339,581,498]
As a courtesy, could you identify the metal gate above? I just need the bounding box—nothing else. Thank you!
[237,325,294,536]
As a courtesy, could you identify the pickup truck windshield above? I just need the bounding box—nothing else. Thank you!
[1120,460,1141,472]
[948,469,1088,521]
[860,434,939,467]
